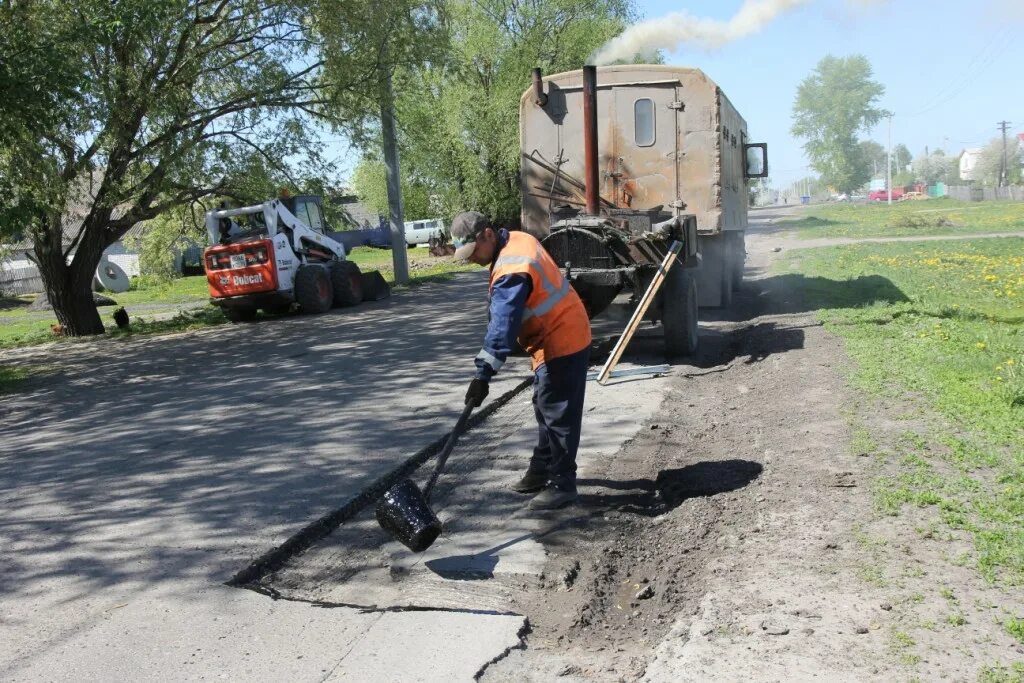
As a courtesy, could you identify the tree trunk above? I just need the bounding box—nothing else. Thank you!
[34,217,107,337]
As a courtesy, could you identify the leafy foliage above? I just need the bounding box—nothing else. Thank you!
[350,0,636,221]
[351,158,434,220]
[0,0,443,334]
[791,55,886,194]
[124,206,206,282]
[912,149,959,185]
[975,137,1023,187]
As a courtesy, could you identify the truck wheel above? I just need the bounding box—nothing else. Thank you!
[295,264,333,313]
[224,306,258,323]
[720,266,734,308]
[663,267,699,356]
[731,246,745,291]
[329,261,363,307]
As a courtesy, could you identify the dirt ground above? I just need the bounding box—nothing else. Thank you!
[478,214,1024,681]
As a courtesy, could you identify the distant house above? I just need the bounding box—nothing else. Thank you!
[0,172,144,296]
[330,194,385,230]
[959,148,983,181]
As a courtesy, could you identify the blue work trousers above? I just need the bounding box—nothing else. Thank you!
[527,347,590,491]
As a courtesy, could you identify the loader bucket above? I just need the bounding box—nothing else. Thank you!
[360,271,391,301]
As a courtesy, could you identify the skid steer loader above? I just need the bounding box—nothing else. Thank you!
[203,198,365,322]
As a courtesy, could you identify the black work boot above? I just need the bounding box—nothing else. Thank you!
[512,471,548,494]
[528,484,578,510]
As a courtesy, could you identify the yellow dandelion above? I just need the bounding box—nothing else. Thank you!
[976,342,987,349]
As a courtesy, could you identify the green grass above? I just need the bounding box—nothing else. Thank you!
[979,662,1024,683]
[347,246,478,284]
[119,274,210,303]
[775,199,1024,239]
[1005,617,1024,644]
[779,237,1024,585]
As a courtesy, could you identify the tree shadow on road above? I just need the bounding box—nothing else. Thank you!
[0,271,516,610]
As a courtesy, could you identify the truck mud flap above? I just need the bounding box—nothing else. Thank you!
[360,270,391,301]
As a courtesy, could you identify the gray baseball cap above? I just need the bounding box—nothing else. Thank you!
[450,211,490,260]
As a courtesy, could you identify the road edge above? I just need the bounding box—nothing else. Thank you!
[227,377,534,589]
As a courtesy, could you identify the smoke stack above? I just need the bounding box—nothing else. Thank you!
[531,68,547,107]
[582,65,600,216]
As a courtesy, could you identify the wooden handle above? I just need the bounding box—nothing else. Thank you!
[423,402,476,501]
[596,241,683,385]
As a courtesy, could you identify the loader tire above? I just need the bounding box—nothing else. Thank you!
[295,264,333,314]
[663,266,699,357]
[329,260,363,307]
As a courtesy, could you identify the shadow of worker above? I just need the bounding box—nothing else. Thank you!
[578,459,764,516]
[424,532,534,581]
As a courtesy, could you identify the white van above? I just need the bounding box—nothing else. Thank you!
[402,218,446,247]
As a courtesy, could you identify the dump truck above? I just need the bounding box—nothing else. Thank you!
[519,65,768,354]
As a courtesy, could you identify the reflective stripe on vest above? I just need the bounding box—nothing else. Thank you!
[523,278,570,320]
[475,348,504,372]
[488,231,591,368]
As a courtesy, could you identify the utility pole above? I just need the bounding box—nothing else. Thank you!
[379,56,410,285]
[998,120,1012,187]
[887,113,894,205]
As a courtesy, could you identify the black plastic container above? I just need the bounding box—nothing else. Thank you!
[375,479,442,553]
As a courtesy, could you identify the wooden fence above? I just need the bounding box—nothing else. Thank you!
[946,185,1024,202]
[0,266,45,297]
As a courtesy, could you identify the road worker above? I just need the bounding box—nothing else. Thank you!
[452,211,592,509]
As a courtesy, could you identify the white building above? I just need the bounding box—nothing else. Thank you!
[959,148,983,181]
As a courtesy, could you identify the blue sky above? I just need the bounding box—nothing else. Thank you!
[638,0,1024,188]
[324,0,1024,192]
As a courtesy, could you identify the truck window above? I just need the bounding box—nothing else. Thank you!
[634,98,655,147]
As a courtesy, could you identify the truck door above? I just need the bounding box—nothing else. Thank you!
[609,84,680,211]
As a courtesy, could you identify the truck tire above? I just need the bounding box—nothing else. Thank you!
[720,266,734,308]
[295,264,333,313]
[329,261,363,307]
[730,234,745,291]
[663,266,699,356]
[224,306,258,323]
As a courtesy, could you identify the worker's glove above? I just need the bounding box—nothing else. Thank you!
[465,378,489,407]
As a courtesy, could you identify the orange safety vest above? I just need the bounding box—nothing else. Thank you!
[489,231,592,370]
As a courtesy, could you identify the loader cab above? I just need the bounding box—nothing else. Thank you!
[282,195,328,234]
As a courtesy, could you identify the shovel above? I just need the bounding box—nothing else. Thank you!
[375,402,476,552]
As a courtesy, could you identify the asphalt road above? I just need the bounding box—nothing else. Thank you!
[0,272,543,681]
[0,261,684,681]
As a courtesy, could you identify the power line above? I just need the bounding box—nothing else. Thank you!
[903,27,1015,118]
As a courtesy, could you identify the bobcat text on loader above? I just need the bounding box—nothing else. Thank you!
[203,198,364,322]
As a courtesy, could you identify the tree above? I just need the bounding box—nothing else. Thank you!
[858,140,886,177]
[975,137,1022,187]
[912,149,955,185]
[352,0,637,221]
[351,157,434,220]
[1,0,355,335]
[892,143,912,174]
[791,55,886,194]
